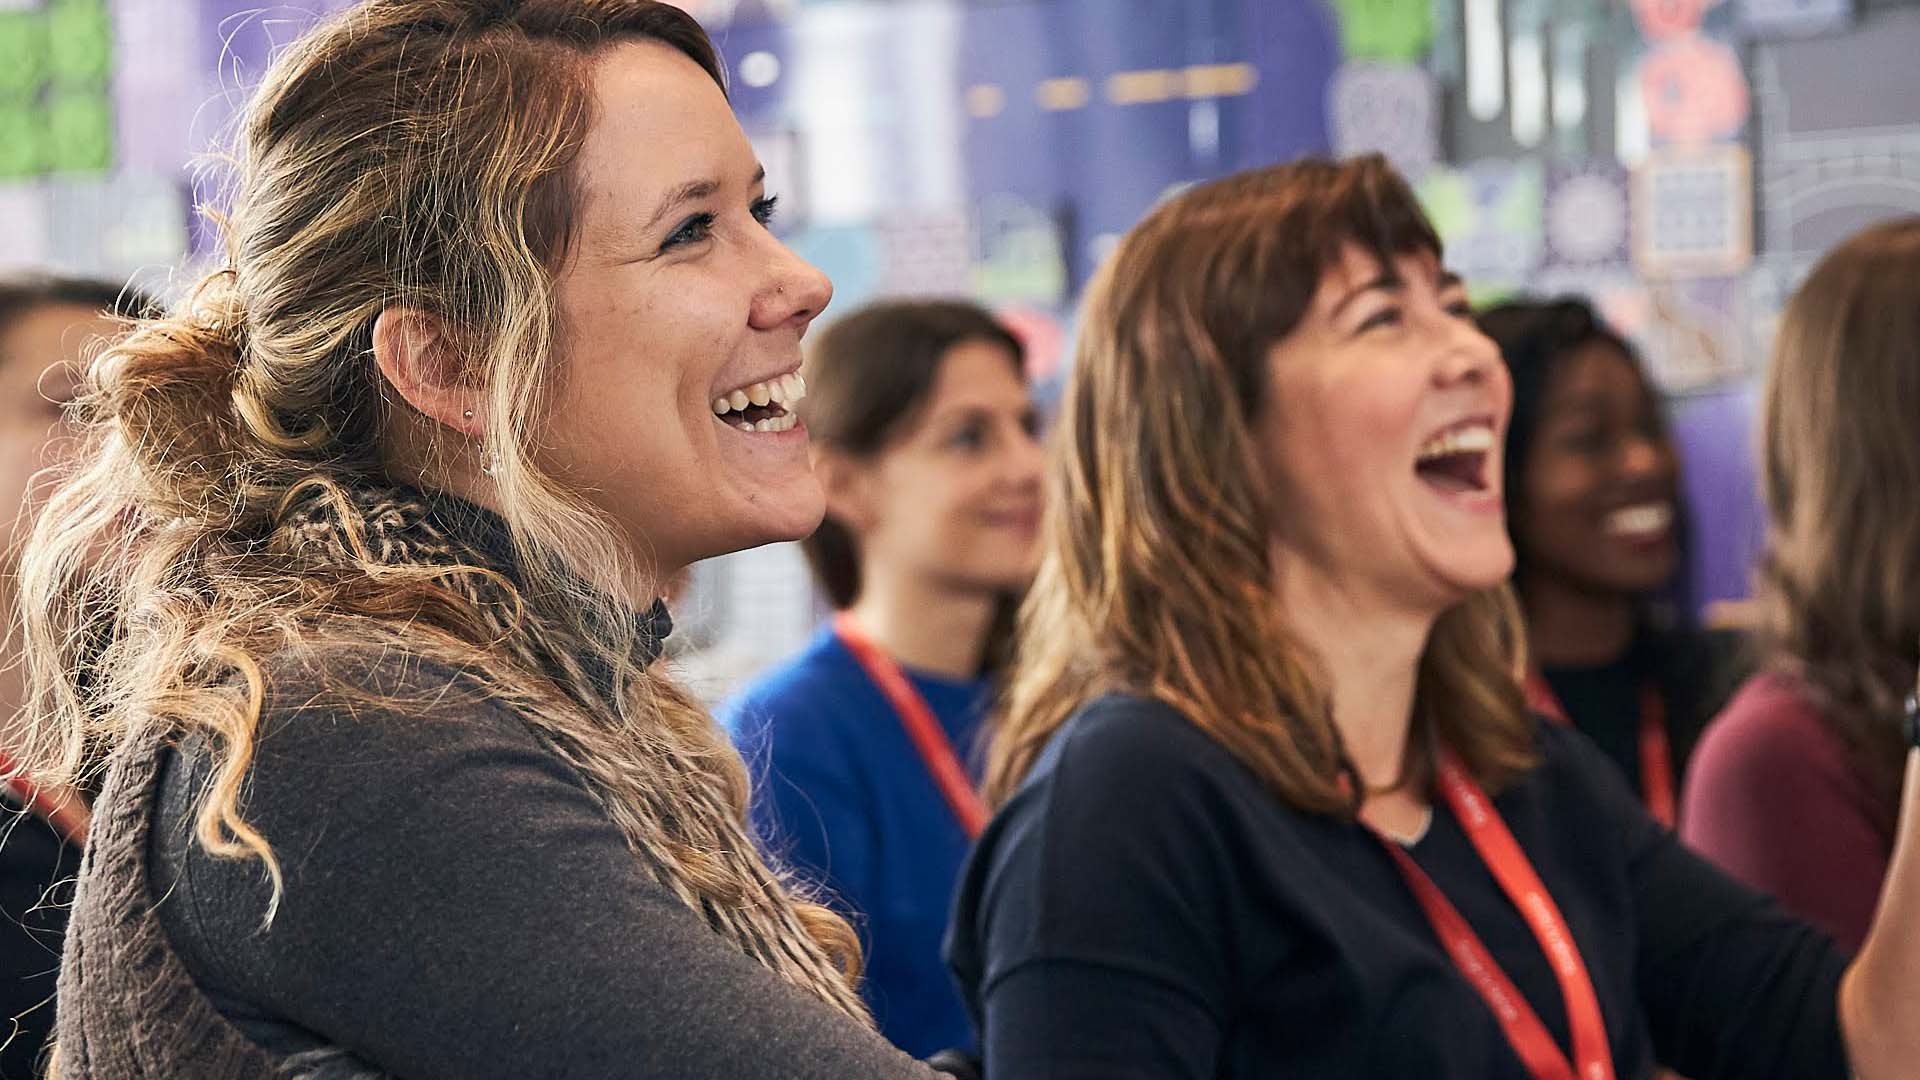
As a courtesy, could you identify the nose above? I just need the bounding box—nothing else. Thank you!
[1432,315,1502,387]
[1619,429,1674,482]
[1004,418,1046,488]
[749,237,833,332]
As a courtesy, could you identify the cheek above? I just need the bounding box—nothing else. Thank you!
[1523,451,1598,518]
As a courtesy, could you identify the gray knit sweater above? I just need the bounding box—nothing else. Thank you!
[54,644,941,1078]
[53,489,940,1078]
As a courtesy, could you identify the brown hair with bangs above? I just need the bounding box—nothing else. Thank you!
[983,154,1534,812]
[1758,216,1920,830]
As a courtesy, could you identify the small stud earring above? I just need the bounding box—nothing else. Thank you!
[462,409,474,420]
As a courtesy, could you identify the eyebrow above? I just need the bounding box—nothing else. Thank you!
[1330,267,1467,321]
[641,165,769,235]
[1330,272,1403,321]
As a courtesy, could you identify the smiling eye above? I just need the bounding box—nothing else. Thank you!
[1357,307,1404,333]
[661,212,716,252]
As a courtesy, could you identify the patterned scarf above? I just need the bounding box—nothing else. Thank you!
[274,483,868,1020]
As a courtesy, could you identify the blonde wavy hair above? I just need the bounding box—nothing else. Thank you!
[1758,216,1920,828]
[984,156,1534,812]
[14,0,865,1016]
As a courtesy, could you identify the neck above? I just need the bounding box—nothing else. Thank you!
[1520,572,1637,668]
[1276,561,1435,794]
[846,568,997,681]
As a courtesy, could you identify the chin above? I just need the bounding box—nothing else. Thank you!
[684,491,826,565]
[1431,544,1517,598]
[751,497,829,550]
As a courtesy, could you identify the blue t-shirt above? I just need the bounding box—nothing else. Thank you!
[721,624,988,1059]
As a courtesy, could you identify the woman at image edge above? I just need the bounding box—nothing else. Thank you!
[14,2,944,1076]
[947,155,1920,1079]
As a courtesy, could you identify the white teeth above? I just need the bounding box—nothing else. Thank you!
[710,373,808,418]
[1416,422,1496,463]
[1604,503,1673,538]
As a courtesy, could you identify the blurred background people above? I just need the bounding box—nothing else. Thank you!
[0,276,147,1080]
[12,0,1920,738]
[948,153,1920,1080]
[1480,298,1744,825]
[1681,218,1920,953]
[725,299,1042,1057]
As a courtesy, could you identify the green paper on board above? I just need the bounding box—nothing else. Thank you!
[1332,0,1433,62]
[47,93,112,173]
[49,1,113,89]
[0,13,49,102]
[0,103,43,177]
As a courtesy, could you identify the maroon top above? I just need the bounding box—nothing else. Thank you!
[1680,672,1891,953]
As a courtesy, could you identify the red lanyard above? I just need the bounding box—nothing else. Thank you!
[1374,751,1615,1080]
[1524,672,1674,828]
[0,748,89,846]
[832,613,988,839]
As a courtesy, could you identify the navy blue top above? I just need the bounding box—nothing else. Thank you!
[946,692,1850,1079]
[723,624,989,1059]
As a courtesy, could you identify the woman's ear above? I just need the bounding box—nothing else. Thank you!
[371,307,482,437]
[812,447,878,534]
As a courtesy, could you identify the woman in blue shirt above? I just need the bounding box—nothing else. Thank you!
[723,299,1042,1057]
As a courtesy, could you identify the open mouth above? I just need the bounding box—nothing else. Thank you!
[711,372,805,433]
[1413,419,1496,494]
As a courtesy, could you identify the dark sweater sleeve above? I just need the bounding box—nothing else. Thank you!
[1542,724,1854,1079]
[150,650,932,1080]
[962,699,1242,1079]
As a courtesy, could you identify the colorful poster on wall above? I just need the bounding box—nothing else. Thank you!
[970,192,1067,307]
[877,208,972,298]
[1633,145,1753,279]
[1545,163,1632,271]
[1632,0,1713,40]
[0,0,114,177]
[996,304,1067,385]
[1739,0,1851,36]
[1416,160,1545,289]
[1328,62,1437,177]
[1639,36,1750,144]
[1329,0,1431,62]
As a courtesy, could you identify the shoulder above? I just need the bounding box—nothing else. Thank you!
[246,640,547,768]
[996,692,1269,859]
[1525,715,1631,790]
[1690,672,1855,787]
[152,640,586,848]
[1030,692,1247,795]
[718,630,868,744]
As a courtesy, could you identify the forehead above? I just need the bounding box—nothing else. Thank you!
[926,338,1026,407]
[1317,241,1444,294]
[571,41,751,227]
[1543,340,1648,409]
